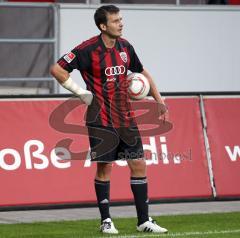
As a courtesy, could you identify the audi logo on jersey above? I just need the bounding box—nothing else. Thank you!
[105,65,126,76]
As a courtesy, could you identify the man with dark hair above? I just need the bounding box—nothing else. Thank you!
[50,5,168,234]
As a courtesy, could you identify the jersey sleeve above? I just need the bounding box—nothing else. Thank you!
[128,44,143,73]
[57,47,89,73]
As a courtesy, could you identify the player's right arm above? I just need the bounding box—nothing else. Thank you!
[50,63,70,84]
[50,58,93,105]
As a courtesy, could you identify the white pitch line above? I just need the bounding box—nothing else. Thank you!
[96,229,240,238]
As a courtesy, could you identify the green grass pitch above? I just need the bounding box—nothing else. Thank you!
[0,212,239,238]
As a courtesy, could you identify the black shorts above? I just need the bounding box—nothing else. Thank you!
[87,126,144,162]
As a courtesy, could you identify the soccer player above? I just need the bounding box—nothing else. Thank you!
[50,5,168,234]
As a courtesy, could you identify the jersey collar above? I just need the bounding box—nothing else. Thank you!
[98,34,121,52]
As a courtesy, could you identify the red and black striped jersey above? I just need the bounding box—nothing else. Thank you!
[57,34,143,128]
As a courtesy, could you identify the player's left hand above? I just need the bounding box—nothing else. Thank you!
[159,103,169,122]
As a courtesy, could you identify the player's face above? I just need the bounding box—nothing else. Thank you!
[104,13,123,38]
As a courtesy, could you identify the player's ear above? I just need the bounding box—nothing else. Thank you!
[100,23,107,31]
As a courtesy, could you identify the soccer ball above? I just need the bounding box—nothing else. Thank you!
[127,73,150,100]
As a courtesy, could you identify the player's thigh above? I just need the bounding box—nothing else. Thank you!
[88,126,119,162]
[117,126,144,160]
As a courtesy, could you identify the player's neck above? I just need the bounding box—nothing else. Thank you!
[101,33,116,49]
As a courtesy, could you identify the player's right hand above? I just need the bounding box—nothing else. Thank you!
[78,90,93,105]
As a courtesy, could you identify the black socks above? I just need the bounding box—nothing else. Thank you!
[95,177,149,225]
[130,176,149,226]
[94,179,110,221]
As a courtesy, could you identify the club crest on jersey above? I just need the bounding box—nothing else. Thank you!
[63,52,76,63]
[120,52,127,63]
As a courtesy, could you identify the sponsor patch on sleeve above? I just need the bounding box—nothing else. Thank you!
[63,52,76,63]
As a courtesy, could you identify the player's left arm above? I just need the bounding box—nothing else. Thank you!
[141,68,164,104]
[141,68,169,118]
[128,43,168,115]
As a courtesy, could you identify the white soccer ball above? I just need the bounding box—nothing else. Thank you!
[127,73,150,100]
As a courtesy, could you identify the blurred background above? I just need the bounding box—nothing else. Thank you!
[0,0,240,95]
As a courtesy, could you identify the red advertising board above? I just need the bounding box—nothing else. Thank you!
[0,99,95,207]
[204,97,240,198]
[0,97,212,207]
[144,97,212,200]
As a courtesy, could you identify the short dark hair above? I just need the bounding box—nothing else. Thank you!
[94,5,120,31]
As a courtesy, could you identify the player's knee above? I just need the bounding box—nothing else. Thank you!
[96,163,112,180]
[128,159,146,176]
